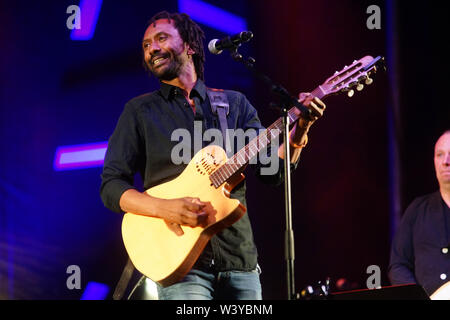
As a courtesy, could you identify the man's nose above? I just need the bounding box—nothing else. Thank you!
[444,153,450,166]
[149,41,161,54]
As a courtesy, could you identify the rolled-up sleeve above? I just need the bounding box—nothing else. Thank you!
[100,102,144,213]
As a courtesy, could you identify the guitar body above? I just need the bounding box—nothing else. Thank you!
[121,145,246,287]
[430,281,450,300]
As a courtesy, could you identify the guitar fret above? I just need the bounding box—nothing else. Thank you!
[271,129,277,138]
[230,155,239,165]
[211,175,219,187]
[237,152,245,164]
[223,164,231,177]
[226,163,234,175]
[234,155,242,166]
[259,133,266,148]
[217,171,224,185]
[217,170,225,184]
[241,150,249,163]
[289,113,295,123]
[249,144,257,157]
[226,163,233,176]
[229,162,236,174]
[209,173,218,187]
[243,147,250,161]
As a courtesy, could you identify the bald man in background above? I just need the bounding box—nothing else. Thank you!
[388,130,450,297]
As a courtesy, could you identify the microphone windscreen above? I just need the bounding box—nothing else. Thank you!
[208,39,222,55]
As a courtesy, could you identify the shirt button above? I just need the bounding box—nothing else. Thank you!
[443,248,449,254]
[440,273,447,280]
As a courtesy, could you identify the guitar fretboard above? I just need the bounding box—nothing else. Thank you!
[209,87,325,188]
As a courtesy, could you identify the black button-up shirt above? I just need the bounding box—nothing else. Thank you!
[388,191,450,295]
[100,79,292,272]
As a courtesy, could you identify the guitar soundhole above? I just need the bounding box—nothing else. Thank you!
[196,153,220,176]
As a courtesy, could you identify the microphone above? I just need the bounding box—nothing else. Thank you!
[208,31,253,55]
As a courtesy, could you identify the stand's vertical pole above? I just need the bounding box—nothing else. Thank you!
[231,51,300,300]
[282,107,295,300]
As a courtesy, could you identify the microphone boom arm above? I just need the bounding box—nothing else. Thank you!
[229,50,313,120]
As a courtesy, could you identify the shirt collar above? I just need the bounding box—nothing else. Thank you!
[159,79,207,102]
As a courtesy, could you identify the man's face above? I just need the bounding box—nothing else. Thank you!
[142,19,191,81]
[434,132,450,188]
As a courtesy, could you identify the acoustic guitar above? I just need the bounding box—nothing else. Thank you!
[122,55,385,287]
[430,281,450,300]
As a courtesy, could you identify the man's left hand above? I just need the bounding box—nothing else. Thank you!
[297,92,326,128]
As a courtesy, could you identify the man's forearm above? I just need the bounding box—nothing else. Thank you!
[119,189,163,218]
[278,120,311,163]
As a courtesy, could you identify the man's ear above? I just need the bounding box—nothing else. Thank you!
[186,44,195,56]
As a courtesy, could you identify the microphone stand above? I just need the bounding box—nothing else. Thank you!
[227,46,313,300]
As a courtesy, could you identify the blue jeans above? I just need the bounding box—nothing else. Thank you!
[156,266,262,300]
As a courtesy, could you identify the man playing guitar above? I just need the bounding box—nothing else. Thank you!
[100,11,325,300]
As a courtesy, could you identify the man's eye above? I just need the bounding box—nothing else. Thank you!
[159,35,167,41]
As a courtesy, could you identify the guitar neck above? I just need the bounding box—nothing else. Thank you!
[209,86,326,188]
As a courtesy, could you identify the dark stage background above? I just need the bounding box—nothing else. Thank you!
[0,0,448,299]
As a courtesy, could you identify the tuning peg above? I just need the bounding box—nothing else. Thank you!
[347,89,354,97]
[353,60,357,64]
[356,83,364,91]
[334,71,339,75]
[365,77,373,85]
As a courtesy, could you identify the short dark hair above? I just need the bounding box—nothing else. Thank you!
[143,11,205,80]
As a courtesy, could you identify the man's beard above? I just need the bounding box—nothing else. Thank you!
[147,50,184,81]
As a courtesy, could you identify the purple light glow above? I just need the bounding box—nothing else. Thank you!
[70,0,103,40]
[80,281,109,300]
[53,141,108,171]
[178,0,248,34]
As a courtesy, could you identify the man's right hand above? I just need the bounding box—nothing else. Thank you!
[119,190,211,236]
[161,197,209,236]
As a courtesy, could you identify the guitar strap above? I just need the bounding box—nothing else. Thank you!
[112,258,135,300]
[206,88,231,154]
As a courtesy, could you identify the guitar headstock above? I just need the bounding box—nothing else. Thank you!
[320,56,385,98]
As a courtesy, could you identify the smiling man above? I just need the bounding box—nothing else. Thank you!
[389,130,450,297]
[100,11,325,300]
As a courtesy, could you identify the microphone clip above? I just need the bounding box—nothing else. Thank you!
[229,46,256,67]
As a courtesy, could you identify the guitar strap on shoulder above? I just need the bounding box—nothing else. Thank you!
[206,88,231,153]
